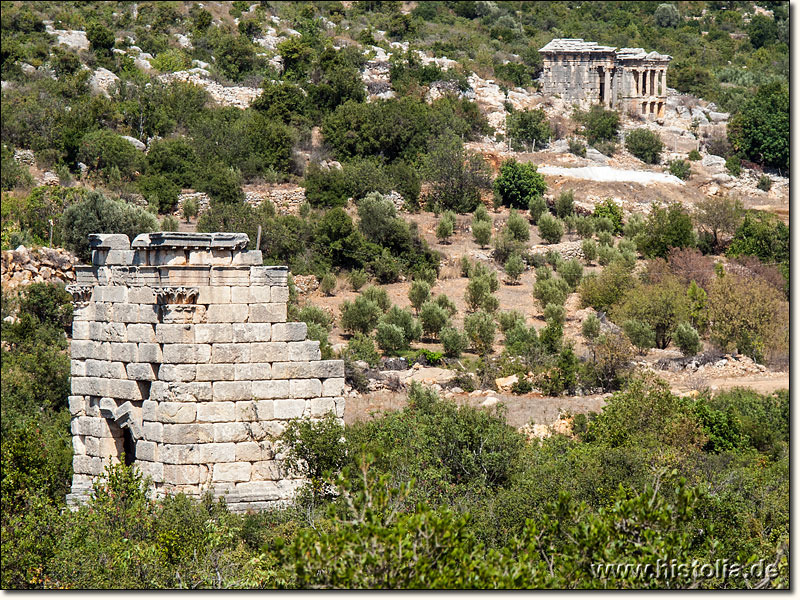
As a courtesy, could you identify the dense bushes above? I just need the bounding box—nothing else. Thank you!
[506,108,551,151]
[625,129,663,164]
[423,133,490,213]
[573,105,620,144]
[635,203,695,259]
[60,191,158,260]
[727,82,789,171]
[493,159,546,209]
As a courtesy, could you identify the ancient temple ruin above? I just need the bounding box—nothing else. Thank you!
[66,232,344,511]
[538,39,671,119]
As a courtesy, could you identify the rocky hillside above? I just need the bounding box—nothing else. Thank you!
[1,1,790,427]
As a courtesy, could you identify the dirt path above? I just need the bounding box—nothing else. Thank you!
[663,373,789,396]
[344,390,609,429]
[344,370,789,430]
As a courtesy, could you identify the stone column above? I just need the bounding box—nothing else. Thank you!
[661,69,667,96]
[604,67,611,107]
[641,69,647,96]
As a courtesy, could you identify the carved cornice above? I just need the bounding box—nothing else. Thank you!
[66,284,93,304]
[153,286,199,304]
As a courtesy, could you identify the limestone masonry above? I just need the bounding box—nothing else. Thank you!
[65,232,344,511]
[539,39,671,119]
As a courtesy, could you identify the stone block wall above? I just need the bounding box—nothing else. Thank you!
[66,232,344,512]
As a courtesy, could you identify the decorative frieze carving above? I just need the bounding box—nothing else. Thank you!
[154,286,199,304]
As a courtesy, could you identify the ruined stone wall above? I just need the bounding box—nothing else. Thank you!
[66,232,344,512]
[538,39,670,118]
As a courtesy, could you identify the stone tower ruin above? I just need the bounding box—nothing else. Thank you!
[66,232,344,511]
[538,38,671,119]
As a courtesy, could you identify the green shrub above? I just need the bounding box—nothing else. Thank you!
[320,272,337,296]
[361,285,391,312]
[625,128,664,164]
[376,322,407,355]
[434,294,458,317]
[419,301,450,339]
[138,174,180,213]
[423,133,489,213]
[510,378,533,395]
[533,275,570,310]
[464,310,496,355]
[472,220,491,248]
[688,149,702,161]
[379,306,422,345]
[150,48,191,72]
[473,204,491,223]
[493,159,547,209]
[593,140,618,157]
[654,3,680,27]
[196,166,244,205]
[623,319,656,355]
[346,332,381,366]
[543,303,566,325]
[77,130,145,181]
[674,322,702,356]
[507,108,552,151]
[281,414,347,495]
[440,326,468,358]
[504,253,525,284]
[296,305,334,331]
[582,312,601,341]
[597,245,620,266]
[60,192,158,261]
[554,190,575,219]
[147,137,198,188]
[636,202,695,259]
[593,216,615,234]
[592,199,624,234]
[348,269,369,291]
[412,266,438,287]
[612,276,691,350]
[340,296,382,335]
[575,216,596,238]
[160,215,179,231]
[668,159,691,180]
[435,214,454,243]
[502,210,528,243]
[465,275,496,313]
[725,155,741,176]
[498,310,526,334]
[182,198,198,222]
[1,144,33,191]
[727,81,788,171]
[408,280,431,313]
[537,213,563,244]
[581,239,598,264]
[597,231,614,247]
[528,195,548,224]
[574,104,621,143]
[557,258,584,290]
[578,261,635,312]
[539,319,564,355]
[727,212,789,266]
[86,21,115,53]
[622,213,645,239]
[304,163,349,208]
[757,175,772,191]
[567,138,586,157]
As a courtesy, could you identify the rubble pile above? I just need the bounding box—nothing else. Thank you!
[1,246,78,290]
